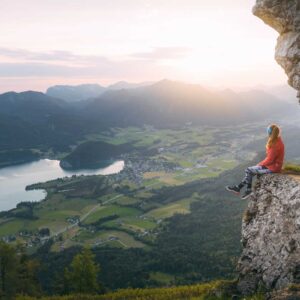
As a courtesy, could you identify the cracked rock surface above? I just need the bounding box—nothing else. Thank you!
[237,174,300,295]
[253,0,300,98]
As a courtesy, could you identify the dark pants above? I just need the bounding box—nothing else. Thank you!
[242,165,272,188]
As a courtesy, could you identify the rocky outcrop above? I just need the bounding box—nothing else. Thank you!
[237,174,300,295]
[253,0,300,99]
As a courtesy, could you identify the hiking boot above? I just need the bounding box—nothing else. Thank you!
[226,185,241,195]
[241,189,252,200]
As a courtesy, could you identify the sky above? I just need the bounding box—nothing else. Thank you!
[0,0,288,92]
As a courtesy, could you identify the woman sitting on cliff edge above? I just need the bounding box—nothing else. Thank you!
[226,124,285,200]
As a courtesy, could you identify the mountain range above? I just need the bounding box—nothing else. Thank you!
[84,80,295,128]
[0,79,298,154]
[46,81,153,102]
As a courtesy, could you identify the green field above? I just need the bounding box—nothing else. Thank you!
[149,272,176,285]
[74,229,145,248]
[145,198,196,219]
[82,205,141,225]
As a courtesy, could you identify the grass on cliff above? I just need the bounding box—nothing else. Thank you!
[283,163,300,175]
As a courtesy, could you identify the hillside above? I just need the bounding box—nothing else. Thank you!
[31,158,251,293]
[15,281,240,300]
[14,282,300,299]
[0,91,91,160]
[0,91,78,150]
[60,141,134,169]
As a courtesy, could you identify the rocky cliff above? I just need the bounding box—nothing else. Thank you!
[253,0,300,99]
[237,174,300,295]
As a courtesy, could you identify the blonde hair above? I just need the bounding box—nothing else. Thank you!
[267,124,280,149]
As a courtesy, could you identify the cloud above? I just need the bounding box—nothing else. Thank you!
[0,47,110,64]
[0,47,190,64]
[0,62,82,77]
[0,47,180,79]
[130,47,191,60]
[0,59,173,78]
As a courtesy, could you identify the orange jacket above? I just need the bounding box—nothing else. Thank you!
[258,137,285,173]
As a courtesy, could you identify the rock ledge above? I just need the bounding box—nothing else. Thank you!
[237,174,300,295]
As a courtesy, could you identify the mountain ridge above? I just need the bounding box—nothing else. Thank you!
[0,80,297,162]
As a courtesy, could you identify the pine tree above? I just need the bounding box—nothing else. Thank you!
[0,242,41,299]
[64,248,100,294]
[0,242,18,299]
[16,244,41,297]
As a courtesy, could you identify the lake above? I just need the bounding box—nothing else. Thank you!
[0,159,124,212]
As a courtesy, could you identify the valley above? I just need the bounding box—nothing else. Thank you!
[0,124,264,252]
[0,81,299,292]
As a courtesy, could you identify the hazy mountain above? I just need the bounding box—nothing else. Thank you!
[46,82,153,102]
[85,80,295,128]
[46,84,106,102]
[0,80,296,152]
[253,84,298,103]
[220,88,294,120]
[107,81,153,90]
[0,91,88,151]
[268,85,298,102]
[0,91,67,122]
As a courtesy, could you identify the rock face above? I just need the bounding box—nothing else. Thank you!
[253,0,300,98]
[237,174,300,295]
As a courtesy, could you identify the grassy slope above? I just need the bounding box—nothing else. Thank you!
[17,280,242,300]
[16,280,269,300]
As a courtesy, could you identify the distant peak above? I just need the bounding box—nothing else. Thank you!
[0,90,45,97]
[150,79,185,88]
[107,81,153,90]
[46,84,105,102]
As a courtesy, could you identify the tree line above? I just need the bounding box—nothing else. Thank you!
[0,243,100,299]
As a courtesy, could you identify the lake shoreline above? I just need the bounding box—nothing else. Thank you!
[0,159,125,212]
[0,157,40,170]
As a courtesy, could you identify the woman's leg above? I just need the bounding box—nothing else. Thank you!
[226,166,271,196]
[239,166,272,199]
[241,166,256,190]
[242,166,272,188]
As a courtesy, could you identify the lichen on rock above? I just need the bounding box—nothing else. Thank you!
[253,0,300,99]
[237,174,300,295]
